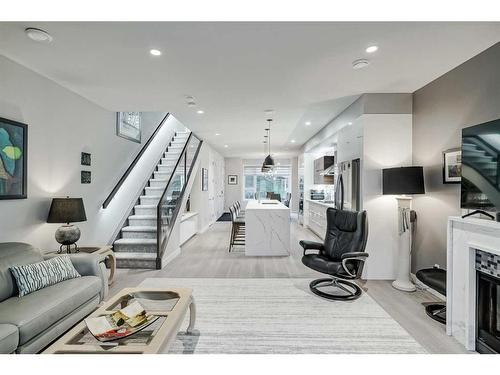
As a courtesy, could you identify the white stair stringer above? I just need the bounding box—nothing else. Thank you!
[113,131,193,269]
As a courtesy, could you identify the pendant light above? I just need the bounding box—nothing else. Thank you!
[263,119,275,169]
[261,134,270,173]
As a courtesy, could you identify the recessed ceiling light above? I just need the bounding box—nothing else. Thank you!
[305,121,311,126]
[352,59,370,70]
[366,45,378,53]
[25,28,53,43]
[224,145,228,148]
[150,49,162,56]
[196,110,204,114]
[215,133,220,136]
[291,140,296,143]
[347,122,353,126]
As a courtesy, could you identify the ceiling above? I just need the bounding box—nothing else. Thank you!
[1,22,499,158]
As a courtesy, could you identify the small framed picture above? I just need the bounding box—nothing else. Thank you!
[228,175,238,185]
[81,152,91,166]
[202,168,208,191]
[443,148,461,184]
[81,171,91,184]
[116,112,141,143]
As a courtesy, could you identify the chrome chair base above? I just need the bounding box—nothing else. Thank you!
[424,303,446,324]
[309,277,362,301]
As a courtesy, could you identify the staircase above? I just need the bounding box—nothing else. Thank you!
[113,131,191,269]
[462,137,499,188]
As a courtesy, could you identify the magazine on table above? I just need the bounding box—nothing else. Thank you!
[84,301,159,342]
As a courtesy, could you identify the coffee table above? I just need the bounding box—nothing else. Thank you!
[43,287,196,354]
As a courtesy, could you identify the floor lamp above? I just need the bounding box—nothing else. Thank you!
[382,166,425,292]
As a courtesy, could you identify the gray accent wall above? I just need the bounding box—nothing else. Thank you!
[412,42,500,272]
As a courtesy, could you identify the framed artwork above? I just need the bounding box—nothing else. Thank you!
[443,148,462,184]
[202,168,208,191]
[81,152,91,166]
[228,175,238,185]
[0,117,27,199]
[116,112,142,143]
[81,171,91,184]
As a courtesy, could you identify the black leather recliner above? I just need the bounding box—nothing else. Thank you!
[300,208,369,300]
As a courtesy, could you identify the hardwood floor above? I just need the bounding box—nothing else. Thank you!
[110,219,469,354]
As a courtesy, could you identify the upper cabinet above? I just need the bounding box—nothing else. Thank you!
[313,156,334,185]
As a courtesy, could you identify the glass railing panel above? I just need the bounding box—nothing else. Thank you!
[157,134,201,258]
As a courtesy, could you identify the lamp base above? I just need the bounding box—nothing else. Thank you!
[392,279,416,292]
[55,224,81,254]
[393,196,416,293]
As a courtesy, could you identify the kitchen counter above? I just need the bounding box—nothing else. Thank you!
[245,200,290,256]
[305,198,335,208]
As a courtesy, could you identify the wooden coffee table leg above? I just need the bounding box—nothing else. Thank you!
[187,296,196,334]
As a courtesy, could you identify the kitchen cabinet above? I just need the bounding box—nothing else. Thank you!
[313,156,334,185]
[306,200,333,239]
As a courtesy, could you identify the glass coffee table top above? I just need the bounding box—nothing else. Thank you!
[106,291,180,313]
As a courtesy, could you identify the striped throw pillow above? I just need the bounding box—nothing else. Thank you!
[10,255,81,297]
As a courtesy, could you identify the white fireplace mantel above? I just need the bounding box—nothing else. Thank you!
[447,216,500,351]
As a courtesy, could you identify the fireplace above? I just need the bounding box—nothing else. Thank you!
[476,250,500,354]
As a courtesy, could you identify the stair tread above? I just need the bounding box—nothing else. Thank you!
[135,204,157,208]
[114,238,157,244]
[128,214,157,219]
[114,252,156,260]
[122,226,157,232]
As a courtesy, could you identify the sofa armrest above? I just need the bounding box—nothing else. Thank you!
[43,253,108,301]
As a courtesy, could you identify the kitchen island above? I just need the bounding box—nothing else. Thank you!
[245,199,290,256]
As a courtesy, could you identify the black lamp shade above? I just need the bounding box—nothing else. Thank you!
[263,154,275,168]
[47,198,87,224]
[382,167,425,195]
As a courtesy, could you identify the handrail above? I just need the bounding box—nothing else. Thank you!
[156,132,203,269]
[102,113,170,208]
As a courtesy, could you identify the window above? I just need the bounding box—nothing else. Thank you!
[243,164,291,201]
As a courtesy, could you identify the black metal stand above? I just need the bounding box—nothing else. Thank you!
[58,243,79,254]
[461,210,495,220]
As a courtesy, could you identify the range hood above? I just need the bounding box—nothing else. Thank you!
[320,163,336,176]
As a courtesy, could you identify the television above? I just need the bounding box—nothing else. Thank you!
[461,118,500,215]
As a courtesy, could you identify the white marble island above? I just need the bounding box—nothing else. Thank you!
[245,200,290,256]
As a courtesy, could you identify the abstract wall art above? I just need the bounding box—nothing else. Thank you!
[0,117,27,199]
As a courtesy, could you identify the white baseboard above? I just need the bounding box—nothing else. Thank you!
[410,273,445,301]
[161,247,181,267]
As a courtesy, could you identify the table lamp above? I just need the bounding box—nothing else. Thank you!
[47,197,87,253]
[382,167,425,292]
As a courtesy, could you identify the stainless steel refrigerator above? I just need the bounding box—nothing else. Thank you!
[334,158,360,211]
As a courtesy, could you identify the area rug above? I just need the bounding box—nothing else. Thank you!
[139,278,427,354]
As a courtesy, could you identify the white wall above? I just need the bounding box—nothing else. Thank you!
[362,114,413,279]
[189,143,225,232]
[224,157,243,210]
[0,55,176,251]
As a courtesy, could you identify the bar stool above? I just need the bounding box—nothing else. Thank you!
[229,205,245,252]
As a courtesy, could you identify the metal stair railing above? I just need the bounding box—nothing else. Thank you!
[156,132,203,269]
